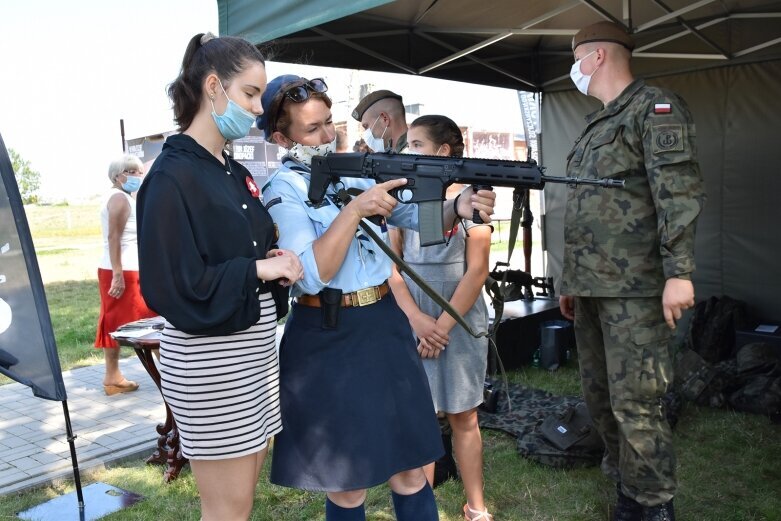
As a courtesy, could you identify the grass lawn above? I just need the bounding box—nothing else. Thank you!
[0,367,778,520]
[2,204,779,519]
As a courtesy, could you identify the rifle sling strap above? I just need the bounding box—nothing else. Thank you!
[485,188,526,340]
[333,187,488,339]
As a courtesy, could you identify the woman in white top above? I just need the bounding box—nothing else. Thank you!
[94,154,155,395]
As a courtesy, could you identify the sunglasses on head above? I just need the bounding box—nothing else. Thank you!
[266,78,329,135]
[282,78,328,103]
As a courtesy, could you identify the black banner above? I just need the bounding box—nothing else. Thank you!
[226,127,283,193]
[0,133,66,400]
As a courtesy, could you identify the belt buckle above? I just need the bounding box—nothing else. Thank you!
[354,287,378,307]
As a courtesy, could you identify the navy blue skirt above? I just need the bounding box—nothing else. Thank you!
[270,293,444,491]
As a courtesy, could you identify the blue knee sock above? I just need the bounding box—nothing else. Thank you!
[325,497,366,521]
[391,482,439,521]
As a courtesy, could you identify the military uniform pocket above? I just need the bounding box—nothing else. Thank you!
[632,323,672,400]
[304,199,339,238]
[606,322,672,402]
[629,323,670,345]
[589,127,632,179]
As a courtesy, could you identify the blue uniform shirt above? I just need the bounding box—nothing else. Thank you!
[262,160,419,296]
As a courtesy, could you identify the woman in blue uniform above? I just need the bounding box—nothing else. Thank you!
[259,75,496,521]
[136,34,303,521]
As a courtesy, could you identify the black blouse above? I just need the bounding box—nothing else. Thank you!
[136,134,288,336]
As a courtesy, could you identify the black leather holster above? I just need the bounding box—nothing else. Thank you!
[319,287,343,329]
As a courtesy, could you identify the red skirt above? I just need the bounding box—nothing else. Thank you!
[94,269,157,348]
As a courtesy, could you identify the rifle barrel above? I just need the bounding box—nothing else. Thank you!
[541,175,625,188]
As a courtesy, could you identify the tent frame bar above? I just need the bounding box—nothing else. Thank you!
[418,32,513,74]
[634,0,717,32]
[651,0,730,58]
[309,26,417,74]
[579,0,626,26]
[414,30,538,89]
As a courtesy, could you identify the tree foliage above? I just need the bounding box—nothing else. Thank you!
[9,148,40,204]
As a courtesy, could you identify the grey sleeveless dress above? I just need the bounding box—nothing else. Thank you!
[400,221,490,414]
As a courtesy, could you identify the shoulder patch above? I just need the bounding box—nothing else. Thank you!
[652,124,684,154]
[654,103,672,114]
[264,196,282,210]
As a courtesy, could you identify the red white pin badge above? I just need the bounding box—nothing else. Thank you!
[654,103,672,114]
[444,223,460,238]
[245,176,260,198]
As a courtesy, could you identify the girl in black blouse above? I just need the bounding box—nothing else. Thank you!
[136,33,303,521]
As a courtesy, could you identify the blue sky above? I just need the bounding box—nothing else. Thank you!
[0,0,525,202]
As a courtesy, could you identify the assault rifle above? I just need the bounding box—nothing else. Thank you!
[489,265,555,300]
[309,152,624,246]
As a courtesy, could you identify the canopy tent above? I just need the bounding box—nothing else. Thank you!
[219,0,781,323]
[218,0,781,91]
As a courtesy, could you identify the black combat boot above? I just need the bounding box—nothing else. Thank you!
[641,500,675,521]
[613,484,642,521]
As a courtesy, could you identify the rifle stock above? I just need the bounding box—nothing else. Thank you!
[309,152,623,246]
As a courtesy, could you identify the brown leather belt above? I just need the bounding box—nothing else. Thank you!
[296,282,390,308]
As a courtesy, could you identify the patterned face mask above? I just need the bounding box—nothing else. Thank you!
[286,138,336,167]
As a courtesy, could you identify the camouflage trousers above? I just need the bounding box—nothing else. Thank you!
[574,296,676,506]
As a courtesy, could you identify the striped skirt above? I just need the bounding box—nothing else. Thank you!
[158,292,281,460]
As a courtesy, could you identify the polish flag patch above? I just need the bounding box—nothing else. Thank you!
[245,176,260,198]
[654,103,672,114]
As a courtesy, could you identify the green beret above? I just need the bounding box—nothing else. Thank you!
[572,21,635,51]
[351,90,403,121]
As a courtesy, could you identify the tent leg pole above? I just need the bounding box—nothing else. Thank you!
[62,400,85,517]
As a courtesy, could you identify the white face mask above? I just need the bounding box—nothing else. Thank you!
[362,115,388,152]
[287,138,337,167]
[570,50,598,95]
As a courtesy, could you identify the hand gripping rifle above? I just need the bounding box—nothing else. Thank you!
[308,151,623,340]
[309,152,624,246]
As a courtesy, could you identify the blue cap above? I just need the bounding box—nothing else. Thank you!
[257,74,304,140]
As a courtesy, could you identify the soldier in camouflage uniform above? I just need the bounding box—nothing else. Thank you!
[558,21,706,521]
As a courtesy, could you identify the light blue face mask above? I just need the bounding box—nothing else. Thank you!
[121,175,142,193]
[210,78,256,141]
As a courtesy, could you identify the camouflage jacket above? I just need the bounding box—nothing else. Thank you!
[561,79,706,297]
[393,131,408,153]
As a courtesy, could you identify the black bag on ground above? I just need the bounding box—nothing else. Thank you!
[478,381,685,469]
[432,432,459,487]
[728,342,781,417]
[674,346,734,408]
[521,402,604,469]
[539,402,601,451]
[686,295,747,363]
[478,382,604,469]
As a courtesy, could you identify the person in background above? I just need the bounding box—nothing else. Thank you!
[559,21,705,521]
[388,115,493,521]
[258,74,496,521]
[353,138,370,153]
[352,89,408,152]
[136,33,303,521]
[94,154,156,396]
[335,127,349,153]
